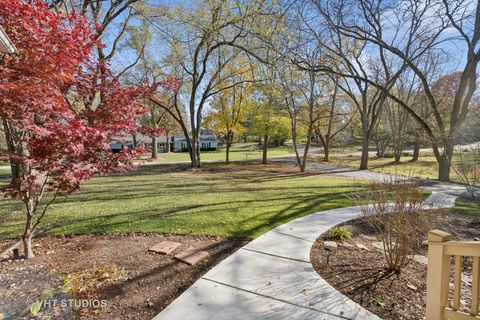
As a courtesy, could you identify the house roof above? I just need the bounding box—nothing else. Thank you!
[0,25,16,54]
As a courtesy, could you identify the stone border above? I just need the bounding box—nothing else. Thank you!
[153,192,457,320]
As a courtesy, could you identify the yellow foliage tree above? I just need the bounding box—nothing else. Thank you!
[205,58,256,163]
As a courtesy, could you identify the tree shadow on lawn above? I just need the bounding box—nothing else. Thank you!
[120,170,325,186]
[3,185,354,225]
[50,171,354,204]
[77,165,326,189]
[126,162,334,181]
[0,160,360,240]
[38,188,356,238]
[228,190,355,238]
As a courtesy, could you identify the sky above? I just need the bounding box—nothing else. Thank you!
[104,0,474,91]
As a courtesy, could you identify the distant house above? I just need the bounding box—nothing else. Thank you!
[171,129,217,152]
[110,129,217,153]
[110,135,144,153]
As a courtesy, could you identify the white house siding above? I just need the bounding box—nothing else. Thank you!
[0,25,16,54]
[110,131,217,153]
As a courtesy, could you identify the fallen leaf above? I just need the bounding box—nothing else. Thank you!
[407,283,417,291]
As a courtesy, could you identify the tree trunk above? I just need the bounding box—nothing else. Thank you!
[323,141,330,162]
[411,137,420,162]
[378,143,388,159]
[394,150,401,163]
[360,135,370,170]
[290,120,302,170]
[359,114,370,170]
[132,134,137,148]
[178,124,195,167]
[374,139,382,158]
[189,136,198,168]
[262,134,269,165]
[225,131,233,164]
[2,119,19,179]
[437,144,454,182]
[196,143,201,168]
[318,135,330,162]
[166,133,171,153]
[151,136,158,159]
[299,161,306,172]
[23,208,35,258]
[191,129,201,168]
[23,231,34,259]
[225,142,230,164]
[438,156,451,182]
[300,139,311,173]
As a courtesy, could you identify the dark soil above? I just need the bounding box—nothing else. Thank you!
[311,211,480,320]
[0,234,248,320]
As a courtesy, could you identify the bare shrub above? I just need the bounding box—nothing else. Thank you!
[359,179,435,273]
[453,144,480,207]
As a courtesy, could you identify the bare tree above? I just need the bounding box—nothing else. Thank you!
[386,71,422,163]
[146,0,275,167]
[314,74,356,162]
[312,0,480,181]
[322,44,403,169]
[48,0,143,75]
[279,66,320,171]
[285,0,407,170]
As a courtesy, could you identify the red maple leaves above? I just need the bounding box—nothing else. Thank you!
[0,0,174,197]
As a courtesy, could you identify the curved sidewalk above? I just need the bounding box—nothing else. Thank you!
[153,192,457,320]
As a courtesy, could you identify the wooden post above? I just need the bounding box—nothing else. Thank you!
[426,230,452,320]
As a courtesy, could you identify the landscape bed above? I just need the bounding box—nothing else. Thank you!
[0,234,248,319]
[311,202,480,320]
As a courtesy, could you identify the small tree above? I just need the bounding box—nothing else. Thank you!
[0,0,170,258]
[314,75,356,162]
[251,102,290,164]
[205,59,255,164]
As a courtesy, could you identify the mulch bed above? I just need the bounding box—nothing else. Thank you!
[311,211,480,320]
[0,234,248,319]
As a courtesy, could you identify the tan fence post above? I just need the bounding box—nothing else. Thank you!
[426,230,452,320]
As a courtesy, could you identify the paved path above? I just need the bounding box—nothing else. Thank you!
[338,141,480,158]
[153,192,457,320]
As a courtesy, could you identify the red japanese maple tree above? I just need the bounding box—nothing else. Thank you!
[0,0,170,258]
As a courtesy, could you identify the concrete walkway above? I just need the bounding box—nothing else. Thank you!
[153,193,457,320]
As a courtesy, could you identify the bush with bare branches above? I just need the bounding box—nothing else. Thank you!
[453,144,480,207]
[359,179,435,273]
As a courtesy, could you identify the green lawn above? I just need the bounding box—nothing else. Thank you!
[0,168,10,177]
[0,163,359,240]
[143,144,293,163]
[454,198,480,216]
